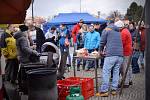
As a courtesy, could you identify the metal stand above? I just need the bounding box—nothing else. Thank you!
[72,56,100,93]
[95,59,98,93]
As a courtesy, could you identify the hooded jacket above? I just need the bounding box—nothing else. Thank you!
[100,24,123,57]
[14,31,39,63]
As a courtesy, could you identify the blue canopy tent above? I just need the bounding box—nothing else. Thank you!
[49,13,106,25]
[43,13,106,33]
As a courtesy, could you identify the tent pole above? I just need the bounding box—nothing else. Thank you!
[145,0,150,99]
[32,0,34,21]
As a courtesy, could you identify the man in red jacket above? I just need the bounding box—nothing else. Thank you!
[115,20,133,88]
[72,19,84,51]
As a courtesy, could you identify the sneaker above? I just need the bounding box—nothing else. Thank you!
[96,92,109,97]
[111,90,117,95]
[132,70,140,74]
[118,84,129,88]
[85,67,91,71]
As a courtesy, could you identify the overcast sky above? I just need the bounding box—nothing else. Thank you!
[27,0,145,18]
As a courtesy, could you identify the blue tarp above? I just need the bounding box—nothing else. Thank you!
[43,13,106,33]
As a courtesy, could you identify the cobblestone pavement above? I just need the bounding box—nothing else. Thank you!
[64,67,145,100]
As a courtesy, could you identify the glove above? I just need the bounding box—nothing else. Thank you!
[52,36,55,40]
[94,48,98,51]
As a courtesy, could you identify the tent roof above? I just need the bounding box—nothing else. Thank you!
[48,13,106,25]
[0,0,31,24]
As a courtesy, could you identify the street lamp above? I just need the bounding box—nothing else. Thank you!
[32,0,34,21]
[80,0,81,13]
[98,11,100,18]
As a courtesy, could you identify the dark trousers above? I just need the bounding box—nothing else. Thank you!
[132,57,140,73]
[86,49,95,68]
[57,52,68,79]
[60,45,71,65]
[5,58,19,83]
[132,50,140,73]
[100,57,105,68]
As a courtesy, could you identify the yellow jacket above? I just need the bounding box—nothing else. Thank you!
[1,30,17,59]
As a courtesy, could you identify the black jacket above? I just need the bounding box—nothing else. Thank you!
[35,27,45,52]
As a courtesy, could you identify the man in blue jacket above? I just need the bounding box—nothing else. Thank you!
[97,20,123,97]
[84,25,100,70]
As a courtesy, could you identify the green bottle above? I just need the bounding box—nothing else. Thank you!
[66,86,84,100]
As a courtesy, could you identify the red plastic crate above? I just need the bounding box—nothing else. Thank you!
[58,96,66,100]
[66,77,94,91]
[82,89,94,100]
[57,80,80,100]
[65,77,94,99]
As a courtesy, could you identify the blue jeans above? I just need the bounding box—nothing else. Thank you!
[100,56,123,92]
[139,51,145,65]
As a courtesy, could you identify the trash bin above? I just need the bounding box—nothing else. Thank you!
[27,67,58,100]
[18,63,47,94]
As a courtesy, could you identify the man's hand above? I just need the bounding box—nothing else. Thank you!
[99,51,104,57]
[31,45,36,50]
[94,48,98,51]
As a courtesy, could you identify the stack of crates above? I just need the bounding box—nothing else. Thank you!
[57,77,94,100]
[66,77,94,99]
[57,80,80,100]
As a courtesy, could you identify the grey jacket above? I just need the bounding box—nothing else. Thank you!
[100,24,123,57]
[14,31,39,63]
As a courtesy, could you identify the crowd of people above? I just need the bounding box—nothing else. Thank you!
[0,16,145,97]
